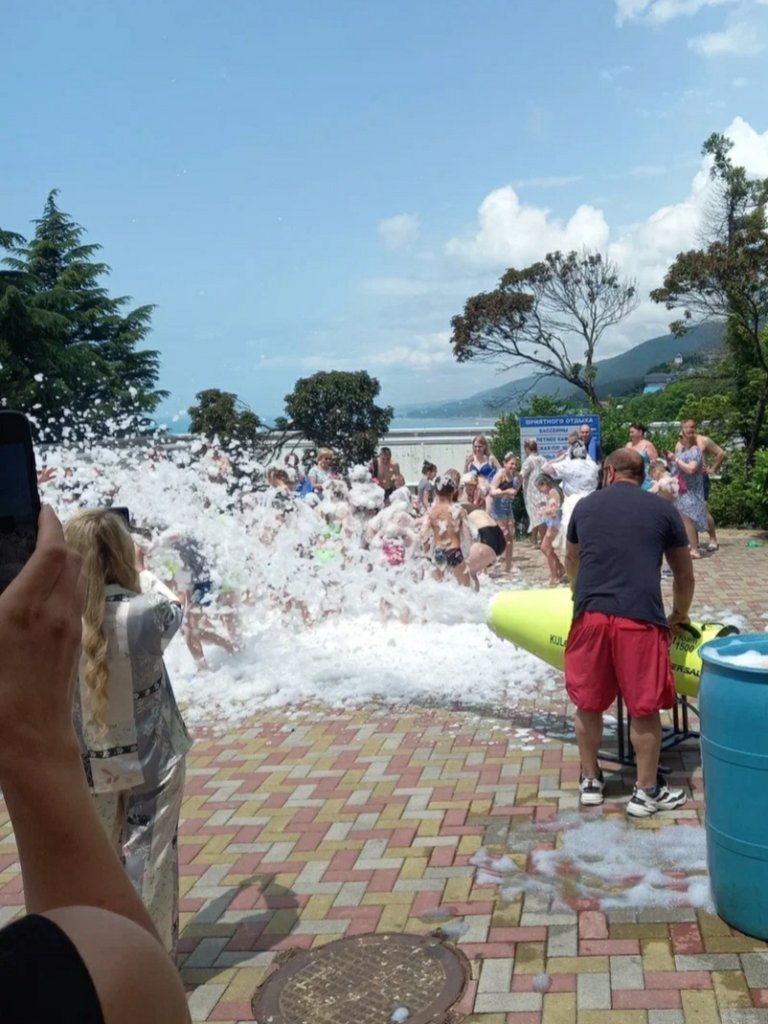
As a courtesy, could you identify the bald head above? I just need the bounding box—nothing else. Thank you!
[604,447,645,485]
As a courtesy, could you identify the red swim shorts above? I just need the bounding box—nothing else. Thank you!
[564,611,675,718]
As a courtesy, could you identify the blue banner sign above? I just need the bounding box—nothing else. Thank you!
[519,414,601,463]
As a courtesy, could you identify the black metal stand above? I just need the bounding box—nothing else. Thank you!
[599,694,700,768]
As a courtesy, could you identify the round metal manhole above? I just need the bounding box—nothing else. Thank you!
[252,932,470,1024]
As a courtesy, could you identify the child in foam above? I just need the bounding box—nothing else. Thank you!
[420,476,472,587]
[648,458,680,503]
[536,474,566,586]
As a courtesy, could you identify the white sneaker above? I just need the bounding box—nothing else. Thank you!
[579,769,605,806]
[626,783,687,818]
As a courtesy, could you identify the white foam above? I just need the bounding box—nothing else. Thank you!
[481,816,712,912]
[706,649,768,669]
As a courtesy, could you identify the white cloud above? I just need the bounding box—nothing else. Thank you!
[732,75,749,85]
[628,164,668,177]
[513,175,582,189]
[445,187,610,268]
[689,18,766,52]
[369,332,453,368]
[616,0,737,23]
[378,213,420,251]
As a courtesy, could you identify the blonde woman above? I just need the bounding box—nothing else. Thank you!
[464,434,501,482]
[64,509,191,954]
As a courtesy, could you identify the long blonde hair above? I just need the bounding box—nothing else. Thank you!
[64,509,141,734]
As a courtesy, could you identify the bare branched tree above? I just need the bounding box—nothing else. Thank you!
[450,250,638,408]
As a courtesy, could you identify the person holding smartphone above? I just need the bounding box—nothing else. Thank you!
[63,509,191,954]
[0,506,189,1023]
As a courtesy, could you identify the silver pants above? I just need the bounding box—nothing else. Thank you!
[92,758,186,953]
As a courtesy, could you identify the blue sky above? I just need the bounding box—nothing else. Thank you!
[3,0,768,421]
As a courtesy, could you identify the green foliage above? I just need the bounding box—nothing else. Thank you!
[284,370,393,467]
[489,414,519,463]
[188,389,262,449]
[0,191,165,439]
[708,450,768,529]
[451,250,638,408]
[652,134,768,463]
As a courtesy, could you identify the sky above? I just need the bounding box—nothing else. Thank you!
[3,0,768,422]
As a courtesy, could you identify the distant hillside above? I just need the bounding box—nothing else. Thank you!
[401,322,725,418]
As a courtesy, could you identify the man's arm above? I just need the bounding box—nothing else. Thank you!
[665,544,695,630]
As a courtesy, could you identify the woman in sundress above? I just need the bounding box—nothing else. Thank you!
[671,419,707,558]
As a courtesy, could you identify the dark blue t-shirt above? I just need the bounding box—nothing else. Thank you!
[566,482,688,627]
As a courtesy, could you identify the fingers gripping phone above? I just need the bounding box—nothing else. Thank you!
[0,412,41,593]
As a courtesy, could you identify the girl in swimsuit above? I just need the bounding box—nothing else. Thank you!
[464,435,501,482]
[420,477,471,587]
[487,452,520,574]
[536,474,566,586]
[626,423,658,491]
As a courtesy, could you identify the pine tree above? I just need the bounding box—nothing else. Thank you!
[0,191,166,439]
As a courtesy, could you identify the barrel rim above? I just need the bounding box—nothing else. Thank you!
[700,633,768,674]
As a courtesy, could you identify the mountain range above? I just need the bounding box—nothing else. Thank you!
[399,322,725,418]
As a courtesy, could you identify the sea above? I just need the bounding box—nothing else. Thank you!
[159,414,497,435]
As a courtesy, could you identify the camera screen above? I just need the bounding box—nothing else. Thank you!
[0,443,37,524]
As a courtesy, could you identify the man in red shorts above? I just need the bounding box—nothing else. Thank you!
[564,448,695,818]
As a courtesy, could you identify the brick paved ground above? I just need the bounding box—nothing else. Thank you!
[2,528,768,1022]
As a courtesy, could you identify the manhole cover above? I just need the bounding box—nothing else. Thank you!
[252,932,470,1024]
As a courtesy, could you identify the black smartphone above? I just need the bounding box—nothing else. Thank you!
[0,411,41,593]
[109,506,131,528]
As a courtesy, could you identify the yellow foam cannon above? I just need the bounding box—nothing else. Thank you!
[487,588,738,699]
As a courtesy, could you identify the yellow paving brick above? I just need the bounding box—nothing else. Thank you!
[263,909,300,935]
[469,800,492,815]
[641,938,675,972]
[444,876,472,902]
[224,967,268,1001]
[179,874,198,897]
[194,853,239,865]
[457,835,483,856]
[455,778,479,793]
[362,891,416,906]
[397,857,427,880]
[183,923,238,938]
[316,799,347,821]
[416,819,441,837]
[378,903,411,931]
[464,1015,505,1024]
[513,942,547,973]
[712,970,753,1010]
[578,1013,647,1024]
[704,936,768,953]
[681,990,720,1023]
[516,784,538,802]
[303,894,336,919]
[610,923,668,939]
[491,903,522,927]
[542,992,577,1024]
[202,833,237,855]
[181,968,236,986]
[380,803,405,822]
[547,956,609,974]
[697,911,732,936]
[312,933,344,947]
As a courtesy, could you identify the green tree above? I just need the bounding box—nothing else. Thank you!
[451,250,638,409]
[284,370,393,467]
[188,389,262,448]
[651,133,768,464]
[0,191,165,439]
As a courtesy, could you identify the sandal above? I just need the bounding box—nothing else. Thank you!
[707,543,719,552]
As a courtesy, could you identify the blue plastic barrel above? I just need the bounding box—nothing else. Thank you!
[699,634,768,939]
